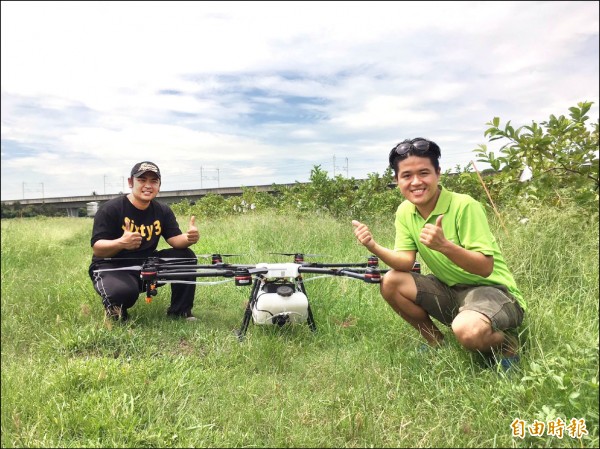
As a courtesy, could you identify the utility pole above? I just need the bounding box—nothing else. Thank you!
[103,175,107,194]
[333,155,349,177]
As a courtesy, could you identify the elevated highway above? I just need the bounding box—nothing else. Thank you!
[1,183,303,217]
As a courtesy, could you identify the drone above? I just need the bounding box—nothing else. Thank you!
[94,252,421,340]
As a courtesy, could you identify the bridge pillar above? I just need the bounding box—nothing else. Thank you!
[66,207,79,217]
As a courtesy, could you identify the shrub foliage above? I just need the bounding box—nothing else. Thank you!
[174,102,598,221]
[3,102,598,220]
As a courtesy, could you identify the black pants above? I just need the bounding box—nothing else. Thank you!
[89,248,197,317]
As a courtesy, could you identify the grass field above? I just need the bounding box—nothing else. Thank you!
[1,208,598,448]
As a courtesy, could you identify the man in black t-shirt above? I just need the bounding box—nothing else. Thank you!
[89,161,200,322]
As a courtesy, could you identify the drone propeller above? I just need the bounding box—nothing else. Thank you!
[269,252,329,264]
[270,252,328,257]
[196,253,244,264]
[196,253,244,258]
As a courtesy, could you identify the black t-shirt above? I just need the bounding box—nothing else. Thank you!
[90,195,182,266]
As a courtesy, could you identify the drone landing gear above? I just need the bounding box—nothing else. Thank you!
[300,281,317,332]
[236,306,317,341]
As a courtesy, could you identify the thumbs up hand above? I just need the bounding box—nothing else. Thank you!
[352,219,375,250]
[185,215,199,244]
[420,215,447,251]
[121,217,142,250]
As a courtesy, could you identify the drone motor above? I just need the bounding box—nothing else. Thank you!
[234,269,253,286]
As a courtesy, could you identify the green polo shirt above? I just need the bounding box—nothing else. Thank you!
[394,186,525,310]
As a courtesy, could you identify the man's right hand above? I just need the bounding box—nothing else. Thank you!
[352,220,417,273]
[120,217,142,250]
[352,220,375,250]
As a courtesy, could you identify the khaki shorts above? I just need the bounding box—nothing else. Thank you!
[410,273,524,331]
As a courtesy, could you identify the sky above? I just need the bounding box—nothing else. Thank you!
[1,1,599,201]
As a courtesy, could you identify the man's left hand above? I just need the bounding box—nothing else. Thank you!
[420,214,447,251]
[186,215,200,244]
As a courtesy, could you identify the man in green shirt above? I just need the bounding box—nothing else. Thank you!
[352,138,525,368]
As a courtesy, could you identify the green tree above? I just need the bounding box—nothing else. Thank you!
[227,187,276,214]
[474,101,599,209]
[352,168,402,221]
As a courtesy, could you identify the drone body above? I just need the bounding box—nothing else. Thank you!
[250,281,310,326]
[237,262,318,338]
[249,263,310,326]
[235,258,390,340]
[93,252,421,340]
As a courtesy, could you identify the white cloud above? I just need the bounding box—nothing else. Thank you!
[331,95,440,129]
[1,1,598,200]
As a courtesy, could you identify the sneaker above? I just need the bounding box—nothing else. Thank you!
[483,345,521,372]
[417,343,435,354]
[498,334,520,371]
[105,305,128,322]
[499,354,520,372]
[417,339,446,353]
[167,310,197,321]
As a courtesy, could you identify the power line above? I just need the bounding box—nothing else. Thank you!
[22,182,44,201]
[103,175,125,194]
[200,166,220,188]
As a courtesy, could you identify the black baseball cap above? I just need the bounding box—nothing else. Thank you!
[130,161,161,179]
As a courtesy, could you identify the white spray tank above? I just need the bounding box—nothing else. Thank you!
[251,263,309,325]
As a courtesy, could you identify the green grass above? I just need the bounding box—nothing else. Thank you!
[1,210,598,448]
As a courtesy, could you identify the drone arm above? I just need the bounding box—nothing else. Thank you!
[339,270,366,281]
[298,266,344,276]
[158,263,218,270]
[340,269,382,283]
[304,262,370,268]
[156,269,236,280]
[298,266,381,283]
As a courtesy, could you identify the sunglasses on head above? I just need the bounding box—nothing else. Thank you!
[391,140,431,157]
[388,140,432,167]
